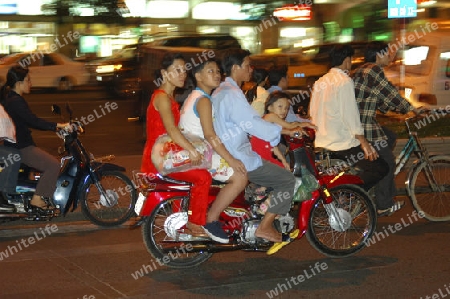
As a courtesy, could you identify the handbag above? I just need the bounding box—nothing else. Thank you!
[0,104,16,143]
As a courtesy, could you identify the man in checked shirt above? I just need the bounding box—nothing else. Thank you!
[352,41,422,217]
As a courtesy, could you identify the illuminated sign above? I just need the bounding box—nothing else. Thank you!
[0,1,17,14]
[273,4,312,21]
[388,0,417,18]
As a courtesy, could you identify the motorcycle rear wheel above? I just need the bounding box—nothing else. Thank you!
[306,184,376,257]
[80,170,137,226]
[142,196,213,269]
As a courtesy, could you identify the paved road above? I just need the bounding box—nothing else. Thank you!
[1,88,450,299]
[1,199,449,299]
[1,154,450,299]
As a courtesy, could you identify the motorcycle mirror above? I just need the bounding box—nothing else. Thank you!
[51,105,62,115]
[65,103,73,119]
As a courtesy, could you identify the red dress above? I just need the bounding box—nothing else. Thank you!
[141,90,212,225]
[250,136,284,168]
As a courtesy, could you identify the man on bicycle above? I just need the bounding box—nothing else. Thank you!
[352,41,422,216]
[310,44,389,213]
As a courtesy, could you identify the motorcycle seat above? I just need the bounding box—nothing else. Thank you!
[314,147,342,160]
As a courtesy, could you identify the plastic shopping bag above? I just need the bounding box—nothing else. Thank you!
[151,133,213,175]
[293,165,319,202]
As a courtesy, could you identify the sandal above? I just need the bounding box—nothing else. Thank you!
[377,200,405,217]
[266,229,300,255]
[186,222,209,238]
[29,198,54,211]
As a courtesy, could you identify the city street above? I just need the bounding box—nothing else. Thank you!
[1,87,449,299]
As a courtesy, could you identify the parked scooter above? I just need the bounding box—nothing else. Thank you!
[133,130,377,268]
[0,104,137,226]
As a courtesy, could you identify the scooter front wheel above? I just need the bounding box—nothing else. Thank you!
[142,196,213,269]
[80,170,137,226]
[306,184,376,257]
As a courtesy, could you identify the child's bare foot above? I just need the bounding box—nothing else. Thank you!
[255,227,282,243]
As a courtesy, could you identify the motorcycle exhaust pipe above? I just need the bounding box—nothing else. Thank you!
[189,243,248,253]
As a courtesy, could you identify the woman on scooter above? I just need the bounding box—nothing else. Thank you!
[140,53,220,241]
[0,65,70,211]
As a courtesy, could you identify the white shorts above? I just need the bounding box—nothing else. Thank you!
[209,152,234,182]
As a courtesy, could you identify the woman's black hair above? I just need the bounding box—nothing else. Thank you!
[264,90,291,114]
[153,52,185,86]
[0,65,29,103]
[365,41,389,63]
[221,48,251,76]
[329,44,355,68]
[245,68,268,103]
[253,68,268,85]
[267,65,288,87]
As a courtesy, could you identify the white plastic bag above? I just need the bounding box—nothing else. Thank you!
[0,104,16,143]
[151,133,213,175]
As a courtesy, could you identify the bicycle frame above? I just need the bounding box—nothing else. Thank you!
[398,113,441,193]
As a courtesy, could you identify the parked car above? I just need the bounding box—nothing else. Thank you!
[0,52,90,91]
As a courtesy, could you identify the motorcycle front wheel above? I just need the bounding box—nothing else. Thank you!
[306,184,376,257]
[142,196,213,269]
[80,170,137,226]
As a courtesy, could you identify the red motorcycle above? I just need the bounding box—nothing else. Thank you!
[133,131,377,268]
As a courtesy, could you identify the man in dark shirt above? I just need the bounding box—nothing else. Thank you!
[352,41,421,216]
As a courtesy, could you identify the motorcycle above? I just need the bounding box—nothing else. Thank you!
[0,104,137,226]
[133,130,377,268]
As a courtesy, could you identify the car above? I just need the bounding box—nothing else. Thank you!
[142,33,242,49]
[86,44,141,96]
[0,52,90,91]
[88,34,241,97]
[301,41,369,70]
[250,52,329,89]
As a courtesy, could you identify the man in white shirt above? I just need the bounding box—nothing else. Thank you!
[309,44,391,214]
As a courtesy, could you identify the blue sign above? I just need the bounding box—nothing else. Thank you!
[0,3,17,14]
[388,0,417,18]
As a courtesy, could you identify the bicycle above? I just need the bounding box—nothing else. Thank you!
[316,110,450,222]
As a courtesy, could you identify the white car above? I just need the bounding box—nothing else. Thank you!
[0,52,90,91]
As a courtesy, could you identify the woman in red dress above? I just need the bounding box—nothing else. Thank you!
[141,53,214,239]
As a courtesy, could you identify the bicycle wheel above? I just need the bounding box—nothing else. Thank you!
[142,196,213,269]
[81,170,137,226]
[409,155,450,221]
[307,184,376,257]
